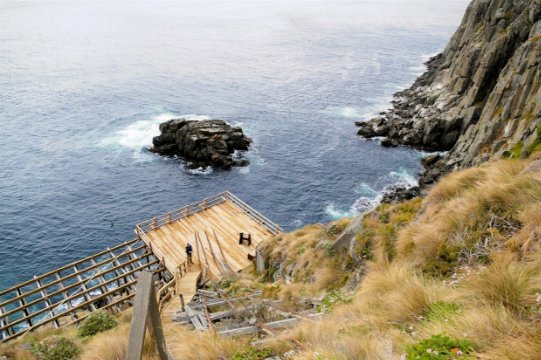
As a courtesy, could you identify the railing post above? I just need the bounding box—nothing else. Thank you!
[126,271,170,360]
[179,294,185,311]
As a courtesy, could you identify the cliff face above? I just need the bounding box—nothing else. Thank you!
[357,0,541,184]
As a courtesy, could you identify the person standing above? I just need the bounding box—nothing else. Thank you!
[185,243,193,264]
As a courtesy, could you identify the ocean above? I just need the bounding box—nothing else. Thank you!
[0,0,469,288]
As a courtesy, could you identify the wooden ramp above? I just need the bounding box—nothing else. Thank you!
[136,192,281,281]
[160,270,201,324]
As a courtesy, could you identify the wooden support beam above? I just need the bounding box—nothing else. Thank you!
[218,313,323,336]
[0,261,160,334]
[0,258,159,321]
[212,229,234,274]
[172,300,281,324]
[73,265,96,312]
[35,276,60,328]
[184,305,206,331]
[15,288,32,328]
[89,259,115,309]
[0,244,147,308]
[0,239,141,298]
[126,271,169,360]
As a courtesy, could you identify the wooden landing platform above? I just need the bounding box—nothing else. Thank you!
[135,192,281,281]
[0,191,280,343]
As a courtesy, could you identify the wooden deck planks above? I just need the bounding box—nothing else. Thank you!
[160,270,201,325]
[141,199,276,281]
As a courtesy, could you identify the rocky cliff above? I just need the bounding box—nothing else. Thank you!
[357,0,541,185]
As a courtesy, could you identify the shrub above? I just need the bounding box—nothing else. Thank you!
[406,334,473,359]
[232,347,273,360]
[78,311,118,337]
[30,336,80,360]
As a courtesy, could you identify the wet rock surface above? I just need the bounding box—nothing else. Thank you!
[152,119,252,169]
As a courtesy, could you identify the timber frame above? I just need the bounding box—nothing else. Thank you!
[0,191,280,343]
[0,239,170,342]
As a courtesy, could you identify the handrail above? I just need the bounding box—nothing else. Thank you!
[126,271,171,360]
[0,238,140,297]
[156,261,188,312]
[135,192,282,239]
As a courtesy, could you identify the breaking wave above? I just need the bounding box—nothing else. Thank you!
[100,113,211,161]
[325,167,418,220]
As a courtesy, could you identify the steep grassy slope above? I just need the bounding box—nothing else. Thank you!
[256,159,541,359]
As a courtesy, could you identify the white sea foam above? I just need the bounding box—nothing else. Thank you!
[355,182,379,197]
[417,150,448,159]
[321,106,364,119]
[387,168,418,188]
[186,166,213,175]
[238,166,251,174]
[409,65,427,76]
[100,113,211,161]
[325,203,357,220]
[325,168,419,220]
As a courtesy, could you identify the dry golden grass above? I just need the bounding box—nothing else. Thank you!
[396,159,541,275]
[163,325,246,360]
[259,160,541,359]
[232,218,354,307]
[463,253,541,314]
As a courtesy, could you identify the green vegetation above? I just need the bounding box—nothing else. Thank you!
[406,334,473,359]
[526,125,541,155]
[356,198,422,263]
[232,348,273,360]
[30,337,80,360]
[422,302,460,323]
[77,311,118,337]
[317,290,353,313]
[510,141,524,158]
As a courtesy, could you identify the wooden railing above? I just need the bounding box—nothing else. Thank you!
[156,261,188,312]
[225,191,282,234]
[135,191,282,239]
[0,239,168,342]
[126,271,172,360]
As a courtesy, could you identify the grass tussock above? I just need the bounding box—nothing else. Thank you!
[225,218,356,308]
[396,160,541,276]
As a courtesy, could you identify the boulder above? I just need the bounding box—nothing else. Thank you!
[151,119,252,169]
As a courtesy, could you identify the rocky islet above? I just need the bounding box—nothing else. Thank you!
[152,119,252,169]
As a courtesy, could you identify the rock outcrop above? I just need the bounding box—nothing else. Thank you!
[357,0,541,186]
[152,119,252,169]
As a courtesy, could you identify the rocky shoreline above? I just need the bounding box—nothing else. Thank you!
[151,119,252,169]
[357,0,541,201]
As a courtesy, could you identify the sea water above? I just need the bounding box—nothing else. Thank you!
[0,0,469,288]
